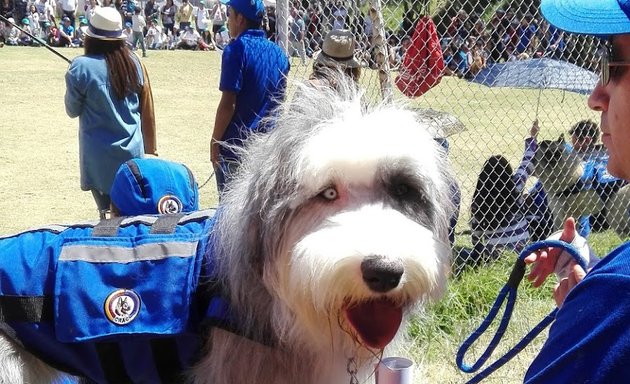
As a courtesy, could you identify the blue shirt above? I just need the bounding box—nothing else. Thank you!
[61,24,74,36]
[516,24,537,53]
[525,242,630,383]
[219,29,290,160]
[65,54,145,194]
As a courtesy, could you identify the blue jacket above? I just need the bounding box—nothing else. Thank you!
[65,54,145,194]
[0,210,232,383]
[525,241,630,382]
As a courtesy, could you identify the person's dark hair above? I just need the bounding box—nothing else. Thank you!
[471,155,520,231]
[84,36,141,99]
[245,17,262,29]
[569,119,599,139]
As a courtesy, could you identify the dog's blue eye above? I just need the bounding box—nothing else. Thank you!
[319,187,338,200]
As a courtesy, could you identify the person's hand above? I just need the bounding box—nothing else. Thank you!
[530,119,539,139]
[553,262,586,307]
[210,139,220,169]
[524,217,577,287]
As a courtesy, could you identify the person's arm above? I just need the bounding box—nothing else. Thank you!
[139,61,157,155]
[210,91,236,167]
[513,120,539,192]
[525,247,630,383]
[64,60,84,118]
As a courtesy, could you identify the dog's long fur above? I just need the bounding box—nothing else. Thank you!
[0,80,454,384]
[534,136,629,235]
[193,82,454,383]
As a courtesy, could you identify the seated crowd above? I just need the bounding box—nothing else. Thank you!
[0,0,575,80]
[441,9,569,78]
[0,0,225,50]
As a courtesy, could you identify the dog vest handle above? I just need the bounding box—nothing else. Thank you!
[92,217,126,237]
[457,240,587,383]
[92,214,185,237]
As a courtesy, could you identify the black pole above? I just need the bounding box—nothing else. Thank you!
[0,13,72,64]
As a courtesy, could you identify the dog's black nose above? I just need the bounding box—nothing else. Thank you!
[361,256,404,293]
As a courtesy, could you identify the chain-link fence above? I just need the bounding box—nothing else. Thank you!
[274,0,626,381]
[273,0,630,250]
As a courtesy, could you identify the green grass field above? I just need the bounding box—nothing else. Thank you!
[0,45,625,383]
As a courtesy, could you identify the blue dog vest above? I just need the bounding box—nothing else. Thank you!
[0,210,235,384]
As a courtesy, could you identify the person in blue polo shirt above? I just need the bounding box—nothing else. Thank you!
[524,0,630,382]
[210,0,289,194]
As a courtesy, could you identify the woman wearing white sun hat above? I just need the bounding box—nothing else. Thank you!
[65,6,156,219]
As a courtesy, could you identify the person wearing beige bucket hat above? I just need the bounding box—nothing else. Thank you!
[65,6,157,219]
[310,28,362,86]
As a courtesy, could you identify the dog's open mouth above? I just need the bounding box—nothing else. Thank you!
[344,298,403,350]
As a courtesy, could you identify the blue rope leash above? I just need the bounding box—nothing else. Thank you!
[456,239,589,383]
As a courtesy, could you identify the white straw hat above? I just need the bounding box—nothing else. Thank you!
[313,29,361,69]
[84,7,125,40]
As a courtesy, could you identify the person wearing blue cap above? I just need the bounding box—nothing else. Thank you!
[210,0,289,194]
[524,0,630,382]
[110,158,199,216]
[59,16,75,47]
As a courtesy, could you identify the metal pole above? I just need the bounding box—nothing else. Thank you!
[276,0,288,54]
[0,14,72,64]
[368,0,393,102]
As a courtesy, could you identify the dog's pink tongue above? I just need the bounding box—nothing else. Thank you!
[345,298,403,349]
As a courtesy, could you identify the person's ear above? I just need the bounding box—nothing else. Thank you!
[236,12,246,26]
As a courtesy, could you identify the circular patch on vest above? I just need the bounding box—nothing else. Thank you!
[157,195,183,214]
[104,289,141,325]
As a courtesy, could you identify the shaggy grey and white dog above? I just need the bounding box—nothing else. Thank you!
[0,80,454,384]
[193,83,454,383]
[534,136,629,236]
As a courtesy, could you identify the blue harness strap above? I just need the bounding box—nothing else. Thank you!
[456,240,589,384]
[0,210,240,384]
[90,214,187,384]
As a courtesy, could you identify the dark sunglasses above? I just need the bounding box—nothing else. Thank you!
[600,41,630,86]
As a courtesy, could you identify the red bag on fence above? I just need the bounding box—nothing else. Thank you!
[395,16,445,98]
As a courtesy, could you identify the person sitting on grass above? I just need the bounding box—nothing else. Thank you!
[3,18,20,45]
[58,16,75,47]
[177,24,209,50]
[18,18,32,45]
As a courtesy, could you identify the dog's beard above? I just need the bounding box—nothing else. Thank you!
[267,204,448,354]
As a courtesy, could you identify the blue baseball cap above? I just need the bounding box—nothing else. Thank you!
[541,0,630,36]
[110,158,199,216]
[222,0,264,21]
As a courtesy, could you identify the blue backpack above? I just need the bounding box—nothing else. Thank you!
[0,210,235,383]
